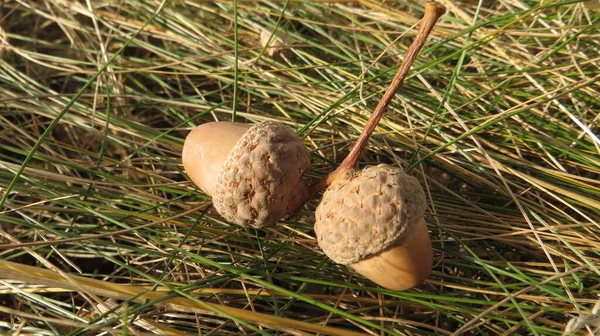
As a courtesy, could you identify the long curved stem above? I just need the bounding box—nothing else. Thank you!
[307,1,446,197]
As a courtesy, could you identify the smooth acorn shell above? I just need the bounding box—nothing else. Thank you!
[349,217,432,290]
[182,122,252,196]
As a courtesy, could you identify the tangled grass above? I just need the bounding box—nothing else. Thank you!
[0,0,599,335]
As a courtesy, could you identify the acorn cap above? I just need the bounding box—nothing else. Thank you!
[314,164,426,265]
[213,121,310,228]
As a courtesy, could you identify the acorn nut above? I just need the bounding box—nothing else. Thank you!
[182,121,310,228]
[308,1,444,290]
[314,164,433,291]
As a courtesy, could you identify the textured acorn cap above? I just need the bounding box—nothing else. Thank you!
[213,121,310,228]
[314,164,426,265]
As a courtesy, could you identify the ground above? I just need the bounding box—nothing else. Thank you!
[0,0,599,335]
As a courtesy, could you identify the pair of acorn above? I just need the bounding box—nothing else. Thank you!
[182,2,445,291]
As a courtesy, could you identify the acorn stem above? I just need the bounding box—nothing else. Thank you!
[306,1,446,197]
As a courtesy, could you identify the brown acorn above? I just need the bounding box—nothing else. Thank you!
[307,1,445,290]
[314,165,432,290]
[182,121,310,228]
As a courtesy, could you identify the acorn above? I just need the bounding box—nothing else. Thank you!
[314,165,432,290]
[182,121,310,228]
[307,1,445,290]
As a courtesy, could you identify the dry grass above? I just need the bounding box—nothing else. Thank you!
[0,0,599,335]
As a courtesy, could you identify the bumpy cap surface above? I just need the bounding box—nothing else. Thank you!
[314,164,426,265]
[213,121,310,228]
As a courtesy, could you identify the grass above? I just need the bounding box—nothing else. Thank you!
[0,0,599,335]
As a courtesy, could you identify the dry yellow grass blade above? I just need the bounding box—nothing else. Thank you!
[493,160,600,211]
[0,260,367,336]
[0,305,167,335]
